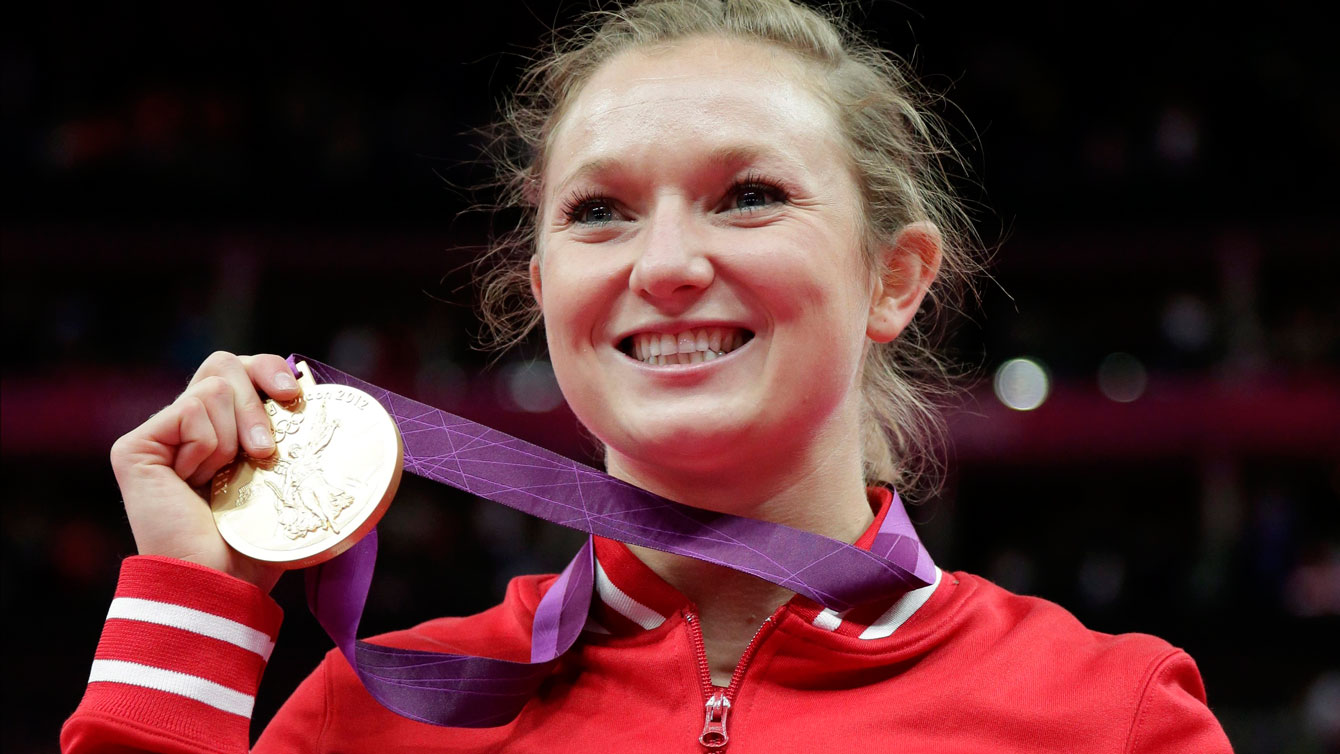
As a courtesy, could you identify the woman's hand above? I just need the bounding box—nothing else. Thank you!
[110,352,300,592]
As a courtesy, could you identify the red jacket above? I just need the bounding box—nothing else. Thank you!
[63,490,1232,752]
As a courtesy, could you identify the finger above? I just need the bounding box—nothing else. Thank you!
[173,396,220,483]
[192,353,276,459]
[189,350,244,387]
[240,353,301,401]
[184,377,239,487]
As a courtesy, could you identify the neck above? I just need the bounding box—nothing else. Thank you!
[605,424,874,685]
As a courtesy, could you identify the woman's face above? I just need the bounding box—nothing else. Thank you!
[534,37,878,478]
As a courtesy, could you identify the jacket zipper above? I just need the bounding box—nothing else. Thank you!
[684,609,780,751]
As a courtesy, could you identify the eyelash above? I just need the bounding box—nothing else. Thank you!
[560,189,611,226]
[560,173,790,225]
[727,172,788,214]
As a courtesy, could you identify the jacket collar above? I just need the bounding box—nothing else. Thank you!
[587,488,941,640]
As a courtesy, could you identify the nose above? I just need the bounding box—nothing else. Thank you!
[627,200,715,303]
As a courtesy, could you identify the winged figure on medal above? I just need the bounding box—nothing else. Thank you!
[237,402,362,540]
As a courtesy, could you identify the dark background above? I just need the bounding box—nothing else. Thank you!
[3,1,1337,751]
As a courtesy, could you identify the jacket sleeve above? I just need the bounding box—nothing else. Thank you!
[60,556,284,754]
[1126,649,1234,754]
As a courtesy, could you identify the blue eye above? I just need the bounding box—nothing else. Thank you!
[574,201,615,224]
[734,186,775,210]
[563,193,619,225]
[726,179,786,213]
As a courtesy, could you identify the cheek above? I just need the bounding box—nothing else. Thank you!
[537,254,597,344]
[759,247,872,385]
[536,253,614,397]
[741,237,871,333]
[542,304,608,426]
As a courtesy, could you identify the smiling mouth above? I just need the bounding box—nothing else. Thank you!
[619,326,755,366]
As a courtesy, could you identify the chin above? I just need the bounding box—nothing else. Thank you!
[610,415,766,475]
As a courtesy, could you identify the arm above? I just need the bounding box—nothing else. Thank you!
[61,557,284,754]
[62,352,301,752]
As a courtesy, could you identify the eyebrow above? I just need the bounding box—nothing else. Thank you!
[551,144,798,198]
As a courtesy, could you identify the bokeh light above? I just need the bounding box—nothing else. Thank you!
[1097,352,1148,403]
[500,360,564,413]
[993,357,1050,411]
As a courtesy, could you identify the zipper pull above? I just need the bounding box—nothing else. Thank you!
[699,689,731,749]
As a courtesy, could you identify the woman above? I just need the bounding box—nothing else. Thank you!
[62,1,1232,751]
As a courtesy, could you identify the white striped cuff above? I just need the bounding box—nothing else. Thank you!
[88,659,255,718]
[106,597,275,660]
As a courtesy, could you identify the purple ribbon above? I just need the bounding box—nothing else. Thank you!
[291,355,934,727]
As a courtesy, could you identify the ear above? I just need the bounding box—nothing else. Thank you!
[529,254,543,307]
[867,221,943,343]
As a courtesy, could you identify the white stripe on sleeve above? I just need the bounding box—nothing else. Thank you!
[594,560,666,630]
[88,659,255,718]
[859,567,942,640]
[106,597,275,660]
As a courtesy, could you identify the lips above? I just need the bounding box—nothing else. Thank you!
[619,326,754,365]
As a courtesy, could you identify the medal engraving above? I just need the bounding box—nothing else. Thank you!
[244,401,359,540]
[210,362,403,568]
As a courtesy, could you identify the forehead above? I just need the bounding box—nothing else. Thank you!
[545,37,847,191]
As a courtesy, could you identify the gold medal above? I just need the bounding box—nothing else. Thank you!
[210,361,403,569]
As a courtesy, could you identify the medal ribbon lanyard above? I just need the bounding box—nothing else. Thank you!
[292,355,936,727]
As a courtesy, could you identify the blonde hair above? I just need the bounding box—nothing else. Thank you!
[479,0,981,498]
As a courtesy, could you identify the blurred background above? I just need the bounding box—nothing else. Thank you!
[3,1,1337,751]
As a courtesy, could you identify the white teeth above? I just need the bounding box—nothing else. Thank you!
[629,326,750,365]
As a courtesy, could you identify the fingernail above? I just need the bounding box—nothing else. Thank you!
[274,372,298,391]
[251,426,275,449]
